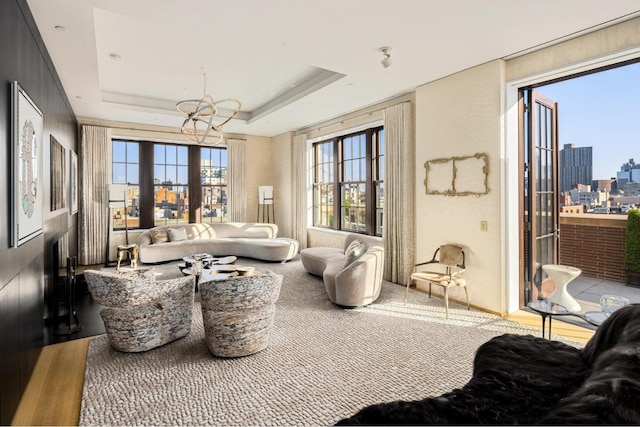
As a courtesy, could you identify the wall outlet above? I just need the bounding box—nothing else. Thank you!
[480,221,488,232]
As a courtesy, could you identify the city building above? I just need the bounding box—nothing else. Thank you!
[616,158,640,186]
[559,143,593,193]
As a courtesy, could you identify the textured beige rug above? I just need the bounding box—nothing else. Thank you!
[82,257,580,426]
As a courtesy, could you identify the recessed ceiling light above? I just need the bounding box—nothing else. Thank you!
[347,83,354,87]
[75,95,82,99]
[109,53,122,61]
[54,25,66,32]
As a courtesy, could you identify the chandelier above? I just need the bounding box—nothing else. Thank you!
[176,73,241,145]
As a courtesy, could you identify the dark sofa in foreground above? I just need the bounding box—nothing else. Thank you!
[337,303,640,425]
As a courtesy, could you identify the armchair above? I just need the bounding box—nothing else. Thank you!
[405,244,469,319]
[84,269,195,352]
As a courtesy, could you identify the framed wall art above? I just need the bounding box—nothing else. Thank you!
[12,81,44,247]
[50,135,66,211]
[69,150,78,215]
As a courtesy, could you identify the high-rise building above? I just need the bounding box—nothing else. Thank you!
[559,143,593,193]
[616,158,640,186]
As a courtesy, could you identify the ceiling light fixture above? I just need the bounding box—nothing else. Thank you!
[176,72,241,145]
[54,25,66,32]
[380,47,391,68]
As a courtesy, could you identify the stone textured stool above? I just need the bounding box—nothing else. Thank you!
[117,243,139,270]
[200,271,283,357]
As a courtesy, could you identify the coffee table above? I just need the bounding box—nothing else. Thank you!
[180,264,255,288]
[527,299,602,339]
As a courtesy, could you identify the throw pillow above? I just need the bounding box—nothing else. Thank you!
[345,239,361,256]
[344,242,368,267]
[168,227,188,242]
[149,228,169,244]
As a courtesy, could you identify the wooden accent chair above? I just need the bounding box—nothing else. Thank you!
[405,244,469,319]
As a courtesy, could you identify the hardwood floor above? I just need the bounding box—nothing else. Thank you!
[12,338,89,426]
[11,309,595,426]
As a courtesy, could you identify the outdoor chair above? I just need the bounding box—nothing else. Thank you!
[405,244,469,319]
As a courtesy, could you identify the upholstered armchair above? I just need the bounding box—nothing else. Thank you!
[84,269,196,352]
[200,271,283,358]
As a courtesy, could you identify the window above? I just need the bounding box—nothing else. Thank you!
[112,140,140,230]
[154,144,189,226]
[312,126,384,236]
[201,147,228,222]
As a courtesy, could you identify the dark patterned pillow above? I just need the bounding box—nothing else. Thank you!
[149,228,169,244]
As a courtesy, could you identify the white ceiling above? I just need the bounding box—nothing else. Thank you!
[26,0,640,138]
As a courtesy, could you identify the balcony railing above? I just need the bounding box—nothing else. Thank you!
[559,213,627,283]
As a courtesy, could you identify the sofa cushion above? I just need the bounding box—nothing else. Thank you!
[150,228,169,244]
[168,227,188,242]
[344,239,361,255]
[344,242,367,267]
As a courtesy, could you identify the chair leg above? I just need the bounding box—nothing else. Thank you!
[463,286,470,310]
[444,287,449,319]
[428,283,432,299]
[404,280,411,305]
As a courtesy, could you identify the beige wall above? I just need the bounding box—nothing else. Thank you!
[415,60,506,314]
[272,132,294,238]
[244,135,274,223]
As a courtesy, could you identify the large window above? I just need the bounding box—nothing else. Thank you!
[112,140,140,230]
[201,147,228,223]
[154,144,189,226]
[312,127,384,236]
[112,139,230,230]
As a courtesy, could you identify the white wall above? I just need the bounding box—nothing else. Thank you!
[244,135,274,224]
[415,60,506,314]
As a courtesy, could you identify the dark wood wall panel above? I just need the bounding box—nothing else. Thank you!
[0,0,78,422]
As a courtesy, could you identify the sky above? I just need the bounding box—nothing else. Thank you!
[537,61,640,180]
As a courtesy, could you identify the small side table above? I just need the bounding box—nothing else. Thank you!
[116,243,139,270]
[527,300,573,339]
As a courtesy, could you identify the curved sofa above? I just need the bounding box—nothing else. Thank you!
[300,233,384,307]
[137,222,299,264]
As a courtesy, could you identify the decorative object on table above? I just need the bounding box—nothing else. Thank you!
[543,264,582,312]
[176,71,241,145]
[424,153,489,196]
[11,81,44,247]
[257,185,275,223]
[624,208,640,287]
[84,269,195,352]
[69,150,78,214]
[200,270,283,357]
[599,294,630,316]
[50,135,66,211]
[405,244,469,319]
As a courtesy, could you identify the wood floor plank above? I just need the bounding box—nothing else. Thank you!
[12,338,90,426]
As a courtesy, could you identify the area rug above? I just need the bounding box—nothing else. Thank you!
[81,257,581,426]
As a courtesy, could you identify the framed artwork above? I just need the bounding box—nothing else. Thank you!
[424,153,490,196]
[69,151,78,215]
[12,82,44,247]
[50,135,66,211]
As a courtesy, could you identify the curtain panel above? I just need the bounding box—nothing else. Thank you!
[383,102,415,284]
[227,138,247,222]
[78,125,112,265]
[293,134,308,249]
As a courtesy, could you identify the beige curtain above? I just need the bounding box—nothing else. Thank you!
[383,102,415,284]
[227,138,246,222]
[78,125,112,265]
[292,134,308,249]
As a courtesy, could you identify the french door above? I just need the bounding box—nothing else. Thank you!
[520,89,559,306]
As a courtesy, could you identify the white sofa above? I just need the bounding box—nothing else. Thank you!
[137,223,299,264]
[300,233,384,307]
